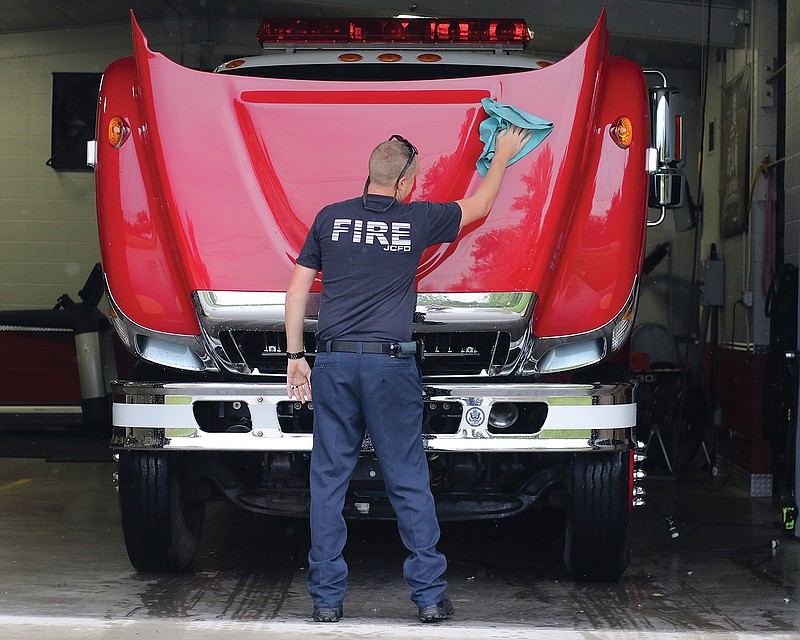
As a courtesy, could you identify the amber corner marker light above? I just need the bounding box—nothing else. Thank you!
[610,116,633,149]
[108,116,130,148]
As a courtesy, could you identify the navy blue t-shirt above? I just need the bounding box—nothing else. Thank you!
[296,195,462,342]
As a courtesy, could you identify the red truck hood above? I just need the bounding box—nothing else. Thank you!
[98,11,648,337]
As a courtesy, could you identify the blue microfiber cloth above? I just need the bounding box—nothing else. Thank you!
[476,98,554,176]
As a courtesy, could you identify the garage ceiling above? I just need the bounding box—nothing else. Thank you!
[0,0,741,68]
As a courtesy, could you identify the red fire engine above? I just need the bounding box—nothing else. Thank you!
[92,11,684,581]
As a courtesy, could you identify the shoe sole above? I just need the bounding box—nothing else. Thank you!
[420,613,452,622]
[419,600,454,622]
[313,607,343,623]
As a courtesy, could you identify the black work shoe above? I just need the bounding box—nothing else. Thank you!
[312,605,343,622]
[418,596,454,622]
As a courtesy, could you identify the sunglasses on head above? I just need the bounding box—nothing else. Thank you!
[363,134,419,213]
[389,134,419,186]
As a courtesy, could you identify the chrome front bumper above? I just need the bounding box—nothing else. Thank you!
[111,380,636,453]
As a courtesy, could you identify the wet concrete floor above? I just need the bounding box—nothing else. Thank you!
[0,433,798,639]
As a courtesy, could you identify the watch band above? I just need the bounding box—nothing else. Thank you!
[286,351,305,359]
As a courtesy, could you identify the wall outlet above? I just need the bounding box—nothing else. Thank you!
[742,291,753,307]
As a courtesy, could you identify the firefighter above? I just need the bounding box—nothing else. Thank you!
[285,126,530,623]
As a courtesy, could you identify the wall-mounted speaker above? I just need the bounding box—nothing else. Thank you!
[47,72,101,171]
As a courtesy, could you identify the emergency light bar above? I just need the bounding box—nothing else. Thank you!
[256,18,531,47]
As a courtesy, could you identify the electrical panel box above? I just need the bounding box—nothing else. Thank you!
[702,259,725,307]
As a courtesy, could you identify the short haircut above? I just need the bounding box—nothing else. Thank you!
[368,139,418,187]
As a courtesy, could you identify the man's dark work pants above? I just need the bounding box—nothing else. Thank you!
[307,348,448,609]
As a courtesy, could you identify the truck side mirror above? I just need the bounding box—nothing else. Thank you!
[649,86,685,210]
[649,172,686,209]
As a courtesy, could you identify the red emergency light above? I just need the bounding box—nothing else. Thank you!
[256,18,530,47]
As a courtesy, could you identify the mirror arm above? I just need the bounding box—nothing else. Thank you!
[647,206,667,227]
[643,69,668,88]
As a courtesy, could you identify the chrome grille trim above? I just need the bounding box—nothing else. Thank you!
[194,291,537,376]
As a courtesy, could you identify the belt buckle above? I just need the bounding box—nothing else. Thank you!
[388,342,399,357]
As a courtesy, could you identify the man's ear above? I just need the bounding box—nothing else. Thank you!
[397,172,416,197]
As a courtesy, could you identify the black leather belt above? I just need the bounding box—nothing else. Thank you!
[317,340,394,354]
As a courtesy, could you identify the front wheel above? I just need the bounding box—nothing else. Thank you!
[563,450,630,582]
[118,451,206,572]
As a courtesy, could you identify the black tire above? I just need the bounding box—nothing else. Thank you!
[563,450,630,582]
[118,451,206,572]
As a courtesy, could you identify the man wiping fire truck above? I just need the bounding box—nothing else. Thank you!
[285,126,530,622]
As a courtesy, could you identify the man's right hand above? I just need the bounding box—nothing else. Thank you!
[492,125,532,163]
[456,124,533,228]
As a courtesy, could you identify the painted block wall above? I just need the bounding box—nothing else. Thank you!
[0,26,126,312]
[0,18,260,313]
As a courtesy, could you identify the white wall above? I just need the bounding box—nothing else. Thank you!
[0,18,260,312]
[0,26,128,311]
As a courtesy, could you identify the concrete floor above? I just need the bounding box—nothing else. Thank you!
[0,432,799,639]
